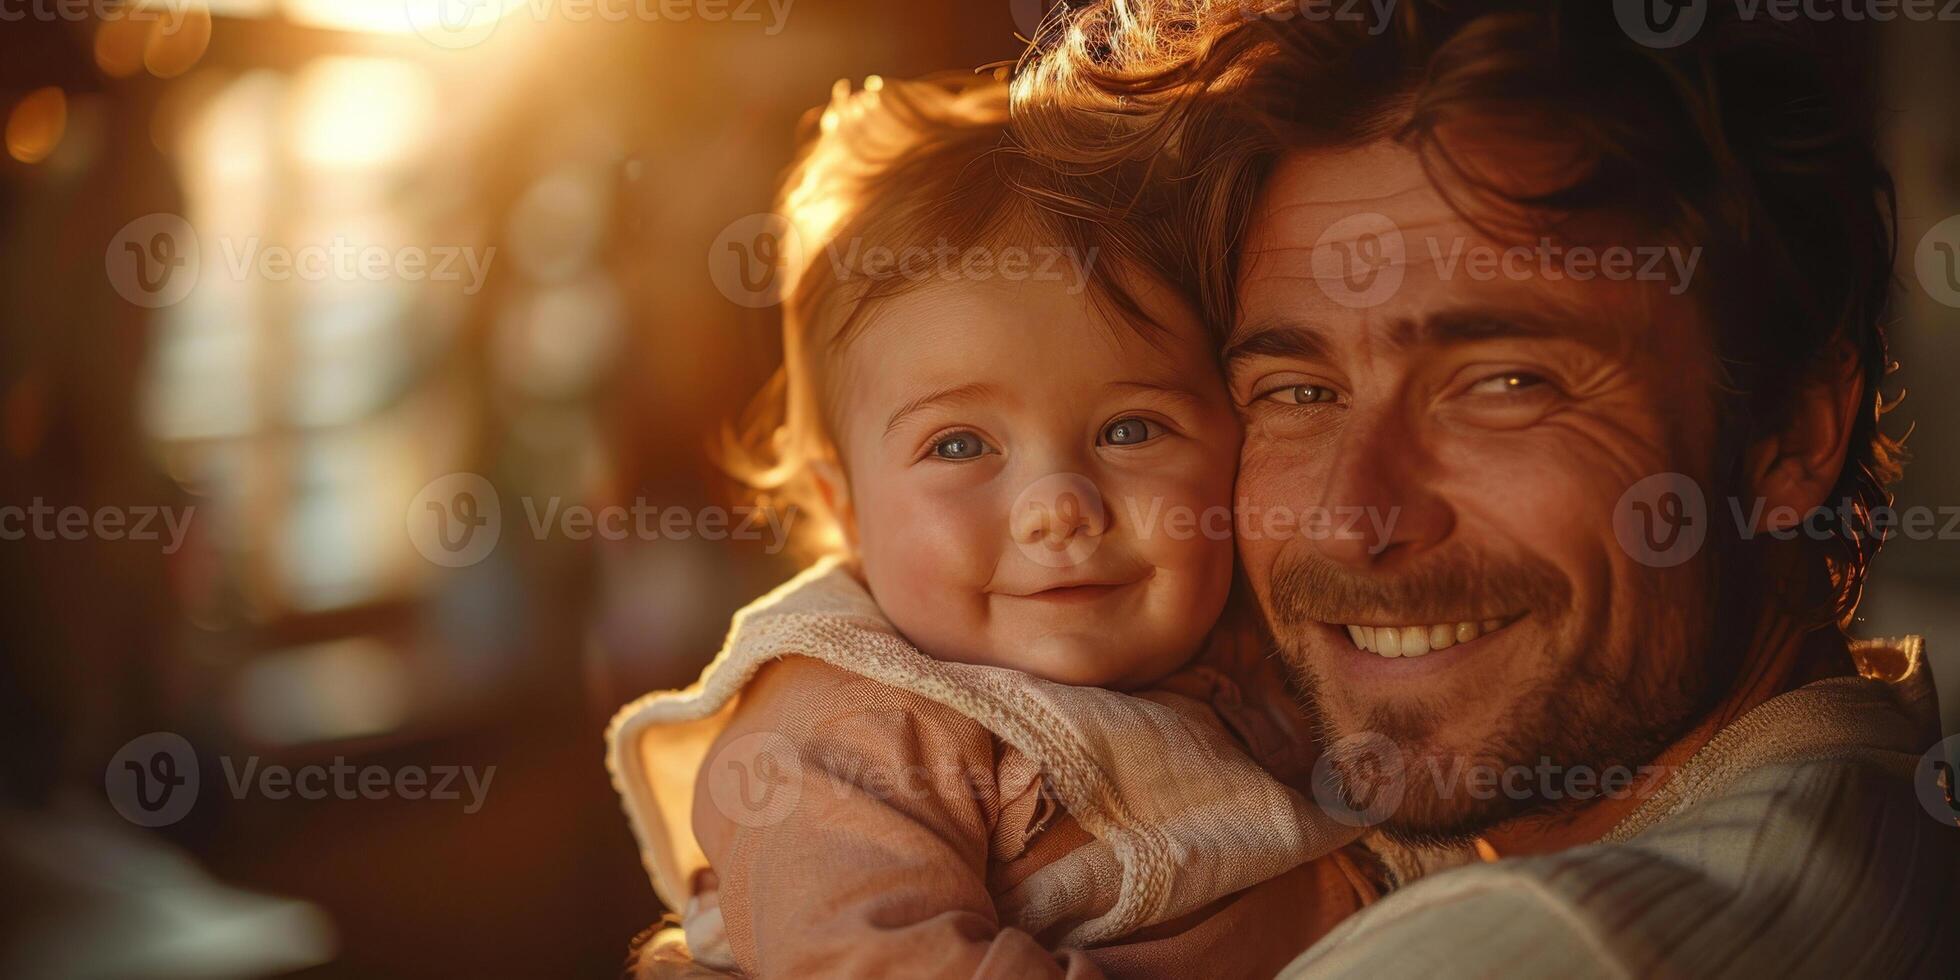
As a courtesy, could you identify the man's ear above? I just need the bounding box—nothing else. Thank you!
[811,456,857,551]
[1743,341,1865,532]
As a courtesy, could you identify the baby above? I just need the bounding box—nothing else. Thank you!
[608,74,1375,978]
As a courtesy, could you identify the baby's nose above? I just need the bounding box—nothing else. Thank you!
[1010,472,1109,548]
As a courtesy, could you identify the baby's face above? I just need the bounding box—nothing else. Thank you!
[831,272,1239,689]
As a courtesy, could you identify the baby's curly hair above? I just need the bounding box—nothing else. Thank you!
[724,71,1198,557]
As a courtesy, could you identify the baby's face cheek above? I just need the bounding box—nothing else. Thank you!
[848,465,1002,657]
[1105,442,1239,642]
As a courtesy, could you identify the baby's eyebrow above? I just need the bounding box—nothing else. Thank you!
[1113,380,1199,395]
[883,382,999,437]
[1106,378,1204,403]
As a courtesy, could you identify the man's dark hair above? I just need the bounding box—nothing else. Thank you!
[1010,0,1905,636]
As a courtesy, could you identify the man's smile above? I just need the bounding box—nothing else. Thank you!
[1334,613,1526,658]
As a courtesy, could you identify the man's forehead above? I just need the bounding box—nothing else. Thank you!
[1230,141,1698,361]
[1247,142,1464,249]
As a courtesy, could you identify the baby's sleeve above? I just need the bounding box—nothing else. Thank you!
[690,655,1102,979]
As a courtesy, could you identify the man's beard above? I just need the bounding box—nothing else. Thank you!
[1266,542,1732,847]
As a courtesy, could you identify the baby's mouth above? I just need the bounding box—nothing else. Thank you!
[1332,614,1523,659]
[1016,582,1131,603]
[996,568,1154,603]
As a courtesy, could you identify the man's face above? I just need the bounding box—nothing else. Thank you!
[1231,140,1729,841]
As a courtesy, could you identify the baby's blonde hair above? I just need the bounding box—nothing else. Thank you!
[723,71,1196,558]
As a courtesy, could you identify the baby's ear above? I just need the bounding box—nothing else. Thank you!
[811,456,858,551]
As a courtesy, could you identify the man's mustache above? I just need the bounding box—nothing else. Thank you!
[1268,547,1572,628]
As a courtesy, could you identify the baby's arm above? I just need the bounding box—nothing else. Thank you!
[690,656,1103,979]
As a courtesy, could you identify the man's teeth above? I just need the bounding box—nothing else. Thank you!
[1343,619,1506,658]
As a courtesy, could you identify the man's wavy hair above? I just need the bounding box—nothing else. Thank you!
[1009,0,1906,635]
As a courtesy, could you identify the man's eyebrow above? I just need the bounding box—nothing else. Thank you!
[1395,307,1613,351]
[1224,307,1614,364]
[883,382,997,437]
[1222,320,1334,364]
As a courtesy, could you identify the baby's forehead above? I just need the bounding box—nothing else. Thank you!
[844,275,1209,375]
[825,276,1218,425]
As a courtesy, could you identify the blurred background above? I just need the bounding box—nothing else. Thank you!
[0,2,1955,978]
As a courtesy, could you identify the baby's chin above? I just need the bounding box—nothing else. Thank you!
[984,628,1197,690]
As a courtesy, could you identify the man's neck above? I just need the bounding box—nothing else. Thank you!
[1479,616,1849,857]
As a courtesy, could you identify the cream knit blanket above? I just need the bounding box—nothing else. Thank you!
[605,557,1360,947]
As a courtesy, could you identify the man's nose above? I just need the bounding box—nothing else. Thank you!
[1310,407,1452,568]
[1011,472,1110,547]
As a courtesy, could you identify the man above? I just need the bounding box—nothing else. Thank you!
[1012,0,1956,974]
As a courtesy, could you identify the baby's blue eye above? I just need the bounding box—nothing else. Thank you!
[930,431,992,460]
[1100,416,1160,447]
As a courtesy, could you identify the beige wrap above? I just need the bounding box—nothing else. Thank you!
[604,557,1360,949]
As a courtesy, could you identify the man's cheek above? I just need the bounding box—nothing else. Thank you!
[1239,436,1323,522]
[1232,446,1308,598]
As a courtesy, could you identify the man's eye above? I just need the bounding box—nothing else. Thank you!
[929,431,993,460]
[1261,384,1339,406]
[1467,371,1551,396]
[1099,416,1161,447]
